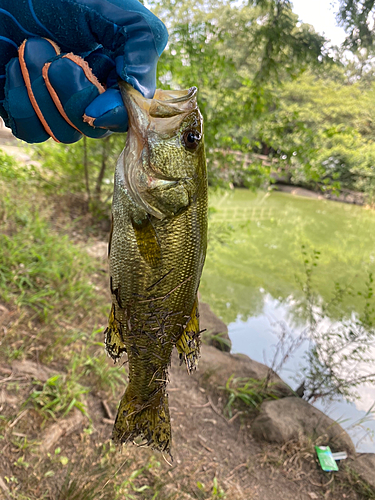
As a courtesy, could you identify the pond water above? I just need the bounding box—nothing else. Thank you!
[200,188,375,452]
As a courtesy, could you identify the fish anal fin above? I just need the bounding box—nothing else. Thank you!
[132,216,162,268]
[104,304,126,362]
[175,297,201,373]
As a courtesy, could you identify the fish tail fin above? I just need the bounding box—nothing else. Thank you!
[176,297,201,373]
[113,386,172,456]
[104,304,126,362]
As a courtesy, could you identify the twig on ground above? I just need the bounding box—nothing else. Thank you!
[227,462,248,481]
[101,400,113,420]
[191,402,210,408]
[228,411,244,424]
[0,476,10,500]
[207,395,230,426]
[198,438,213,453]
[9,409,28,428]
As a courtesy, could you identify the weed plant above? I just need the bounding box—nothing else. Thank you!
[296,247,375,403]
[220,374,279,418]
[0,180,95,321]
[27,374,88,420]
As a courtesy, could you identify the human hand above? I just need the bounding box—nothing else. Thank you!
[0,0,168,143]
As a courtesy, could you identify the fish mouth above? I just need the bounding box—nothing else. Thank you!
[119,82,198,133]
[119,82,199,219]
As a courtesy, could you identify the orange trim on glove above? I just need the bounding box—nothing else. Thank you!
[18,40,60,143]
[42,62,82,133]
[62,53,105,95]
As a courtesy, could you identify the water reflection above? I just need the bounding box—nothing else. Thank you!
[228,295,375,452]
[200,189,375,452]
[202,189,375,325]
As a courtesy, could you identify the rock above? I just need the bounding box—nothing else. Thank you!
[0,388,18,408]
[251,397,355,455]
[199,302,231,352]
[40,409,85,453]
[85,241,108,262]
[349,453,375,490]
[198,344,293,398]
[12,360,56,383]
[0,304,11,327]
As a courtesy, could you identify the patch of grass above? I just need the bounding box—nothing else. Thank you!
[196,477,226,499]
[342,466,375,499]
[220,375,279,418]
[55,446,163,500]
[0,181,96,321]
[202,331,231,352]
[64,327,126,395]
[27,374,88,420]
[80,353,126,394]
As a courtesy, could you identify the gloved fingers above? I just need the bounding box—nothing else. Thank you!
[5,57,50,143]
[43,53,109,139]
[18,38,82,143]
[5,38,118,143]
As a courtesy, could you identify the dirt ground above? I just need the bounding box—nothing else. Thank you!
[0,292,371,500]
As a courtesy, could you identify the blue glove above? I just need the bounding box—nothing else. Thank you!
[0,0,168,143]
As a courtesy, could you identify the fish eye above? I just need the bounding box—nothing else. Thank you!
[183,129,201,150]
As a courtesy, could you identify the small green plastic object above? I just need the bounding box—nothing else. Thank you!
[315,446,339,472]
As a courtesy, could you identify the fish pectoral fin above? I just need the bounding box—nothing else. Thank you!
[175,297,201,374]
[132,215,162,268]
[104,305,126,362]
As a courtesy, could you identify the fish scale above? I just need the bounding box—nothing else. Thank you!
[104,83,207,456]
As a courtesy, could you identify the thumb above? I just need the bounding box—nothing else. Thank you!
[84,88,128,132]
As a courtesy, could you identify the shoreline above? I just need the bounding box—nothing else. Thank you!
[274,183,366,206]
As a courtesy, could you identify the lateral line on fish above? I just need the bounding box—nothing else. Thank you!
[146,268,174,291]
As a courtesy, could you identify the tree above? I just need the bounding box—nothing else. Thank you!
[338,0,375,49]
[150,0,327,187]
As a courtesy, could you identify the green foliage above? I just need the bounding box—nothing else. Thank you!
[338,0,375,49]
[271,71,375,195]
[196,477,226,499]
[0,149,37,183]
[0,180,95,319]
[31,134,125,212]
[220,375,278,418]
[151,0,327,189]
[27,374,88,419]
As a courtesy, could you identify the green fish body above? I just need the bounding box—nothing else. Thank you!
[105,83,208,455]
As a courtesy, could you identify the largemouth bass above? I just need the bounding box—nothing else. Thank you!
[104,82,208,456]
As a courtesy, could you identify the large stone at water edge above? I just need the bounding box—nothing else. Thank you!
[350,453,375,489]
[198,344,294,398]
[252,397,356,454]
[199,301,231,352]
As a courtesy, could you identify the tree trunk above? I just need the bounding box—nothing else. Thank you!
[83,136,91,204]
[95,136,110,200]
